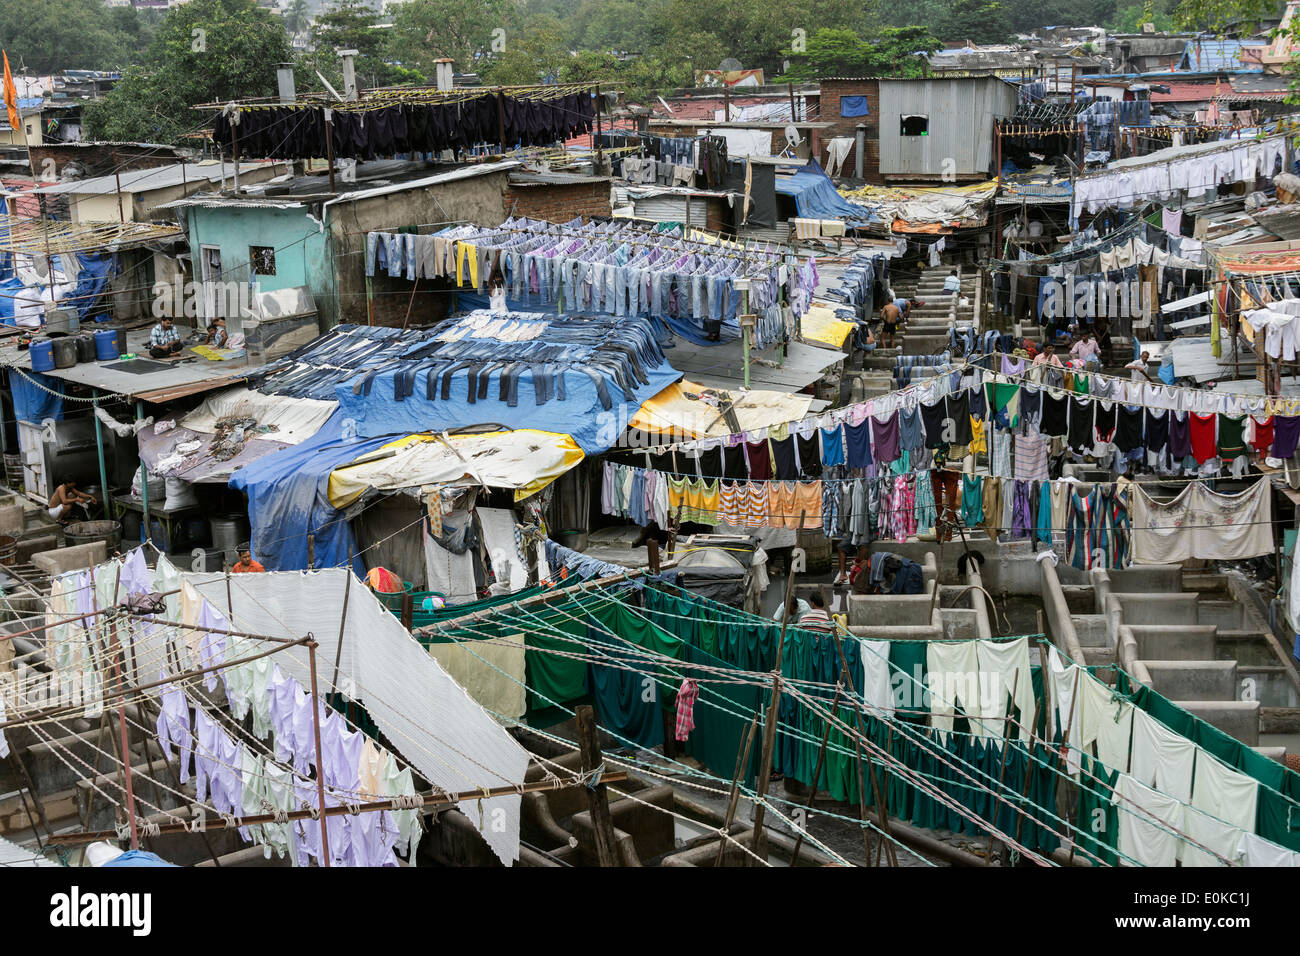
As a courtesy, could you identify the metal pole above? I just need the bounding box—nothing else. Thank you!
[110,615,139,849]
[91,387,111,520]
[306,641,332,867]
[750,512,803,863]
[325,109,336,195]
[136,400,150,544]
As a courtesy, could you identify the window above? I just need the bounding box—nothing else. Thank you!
[900,114,929,137]
[250,245,276,276]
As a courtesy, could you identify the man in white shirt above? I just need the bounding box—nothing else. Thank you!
[1125,351,1152,382]
[942,271,961,294]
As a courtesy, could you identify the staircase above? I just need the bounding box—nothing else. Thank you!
[901,266,977,358]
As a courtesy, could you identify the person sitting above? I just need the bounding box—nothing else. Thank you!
[849,548,874,595]
[203,317,228,349]
[231,548,266,573]
[799,591,838,633]
[148,316,184,359]
[1070,332,1101,369]
[942,270,961,294]
[47,480,94,524]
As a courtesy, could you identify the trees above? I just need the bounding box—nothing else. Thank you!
[82,0,292,144]
[480,15,572,86]
[303,0,422,89]
[0,0,142,73]
[283,0,311,37]
[938,0,1011,44]
[781,26,938,80]
[387,0,514,77]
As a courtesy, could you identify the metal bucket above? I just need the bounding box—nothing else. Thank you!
[3,453,22,486]
[64,519,121,555]
[0,534,15,567]
[211,515,249,554]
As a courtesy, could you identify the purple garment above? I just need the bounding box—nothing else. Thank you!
[269,666,305,765]
[1011,480,1033,539]
[870,412,902,464]
[192,709,239,809]
[155,679,193,784]
[1167,411,1192,460]
[1273,416,1300,459]
[314,705,363,793]
[196,602,228,693]
[119,548,152,598]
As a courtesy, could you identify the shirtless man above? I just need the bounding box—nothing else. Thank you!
[48,480,94,524]
[880,300,906,349]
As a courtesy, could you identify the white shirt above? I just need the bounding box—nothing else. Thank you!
[1125,360,1149,382]
[943,275,961,293]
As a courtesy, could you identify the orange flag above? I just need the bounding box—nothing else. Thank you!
[2,52,18,134]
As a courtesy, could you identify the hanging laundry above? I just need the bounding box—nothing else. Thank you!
[675,678,700,742]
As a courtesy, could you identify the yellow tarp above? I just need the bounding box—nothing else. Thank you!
[802,303,855,349]
[839,180,998,202]
[627,380,814,442]
[328,429,584,508]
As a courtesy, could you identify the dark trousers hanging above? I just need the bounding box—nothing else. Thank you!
[931,470,961,543]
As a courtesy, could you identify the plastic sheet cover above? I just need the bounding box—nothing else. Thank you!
[228,412,391,572]
[774,159,878,227]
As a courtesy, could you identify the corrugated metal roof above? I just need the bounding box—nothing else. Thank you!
[1149,80,1218,103]
[322,161,519,206]
[1182,37,1267,71]
[30,161,282,196]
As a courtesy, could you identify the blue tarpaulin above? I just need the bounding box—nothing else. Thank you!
[68,253,117,321]
[840,96,870,117]
[229,412,388,573]
[102,850,176,867]
[10,369,64,422]
[775,159,877,227]
[332,314,681,455]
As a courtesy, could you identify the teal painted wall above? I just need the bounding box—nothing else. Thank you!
[184,205,334,325]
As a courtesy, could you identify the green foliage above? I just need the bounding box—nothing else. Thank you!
[304,0,422,89]
[82,0,291,145]
[1109,0,1176,32]
[0,0,158,73]
[387,0,514,78]
[780,26,938,79]
[938,0,1011,44]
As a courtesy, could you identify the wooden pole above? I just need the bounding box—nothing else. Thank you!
[594,85,603,172]
[715,712,759,866]
[109,615,138,850]
[828,624,898,867]
[787,682,841,866]
[497,90,507,155]
[750,518,802,863]
[575,703,618,866]
[57,772,629,845]
[788,82,797,123]
[329,552,353,693]
[982,669,1020,865]
[306,641,331,867]
[325,109,336,195]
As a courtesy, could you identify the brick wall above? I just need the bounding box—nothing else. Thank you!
[819,79,882,183]
[504,180,611,223]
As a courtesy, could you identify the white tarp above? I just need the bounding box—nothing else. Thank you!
[713,128,773,157]
[181,387,337,445]
[1130,479,1272,564]
[182,565,532,866]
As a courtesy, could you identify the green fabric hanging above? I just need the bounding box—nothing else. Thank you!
[1075,754,1120,866]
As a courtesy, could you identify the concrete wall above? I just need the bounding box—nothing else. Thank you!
[326,168,512,329]
[184,204,332,336]
[1039,556,1086,665]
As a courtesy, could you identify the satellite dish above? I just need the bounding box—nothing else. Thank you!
[719,57,743,72]
[784,125,802,148]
